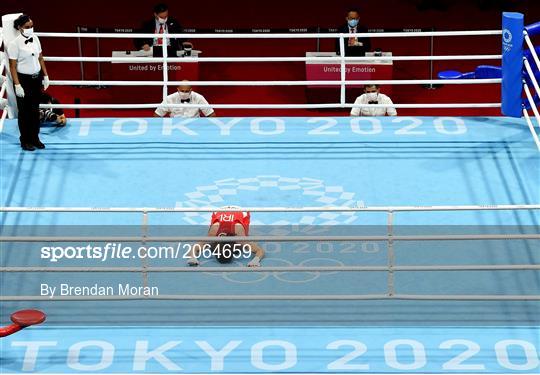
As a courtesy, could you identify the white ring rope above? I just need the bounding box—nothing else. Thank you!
[522,31,540,152]
[0,58,7,130]
[522,108,540,151]
[1,204,538,212]
[161,35,169,102]
[0,29,500,111]
[0,106,7,129]
[2,204,537,302]
[32,31,505,110]
[523,83,540,151]
[59,79,504,86]
[47,79,502,86]
[35,30,503,39]
[524,59,540,103]
[524,31,540,71]
[2,204,539,212]
[1,234,538,243]
[38,103,502,109]
[0,82,6,100]
[44,55,502,63]
[1,28,537,304]
[338,36,346,105]
[1,294,538,301]
[2,265,540,273]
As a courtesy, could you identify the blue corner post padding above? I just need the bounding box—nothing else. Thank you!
[475,65,502,79]
[501,12,525,117]
[437,70,463,79]
[525,21,540,36]
[437,70,476,79]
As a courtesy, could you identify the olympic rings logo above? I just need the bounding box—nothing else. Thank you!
[502,29,512,44]
[176,175,362,226]
[198,257,345,284]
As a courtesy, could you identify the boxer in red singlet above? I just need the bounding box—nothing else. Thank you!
[187,206,264,267]
[211,210,251,237]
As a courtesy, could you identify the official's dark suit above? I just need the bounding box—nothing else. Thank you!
[335,25,371,57]
[134,18,186,57]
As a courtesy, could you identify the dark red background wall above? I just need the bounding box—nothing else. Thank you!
[4,0,539,32]
[2,0,540,117]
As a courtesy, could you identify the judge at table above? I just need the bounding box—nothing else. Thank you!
[335,8,371,57]
[134,3,192,57]
[154,82,215,118]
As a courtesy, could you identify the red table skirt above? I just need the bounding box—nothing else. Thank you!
[111,62,199,103]
[306,63,393,103]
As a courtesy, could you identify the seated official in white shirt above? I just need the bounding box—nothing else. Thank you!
[351,84,397,117]
[154,83,215,118]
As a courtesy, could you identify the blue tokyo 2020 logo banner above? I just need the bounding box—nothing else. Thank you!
[1,326,539,373]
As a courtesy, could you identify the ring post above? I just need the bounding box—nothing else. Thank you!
[525,21,540,35]
[501,12,524,117]
[161,33,168,101]
[338,34,346,107]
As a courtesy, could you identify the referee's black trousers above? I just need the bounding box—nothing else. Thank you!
[15,72,42,145]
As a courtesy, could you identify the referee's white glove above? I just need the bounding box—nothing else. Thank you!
[42,76,50,90]
[247,256,261,267]
[15,84,25,98]
[187,257,199,267]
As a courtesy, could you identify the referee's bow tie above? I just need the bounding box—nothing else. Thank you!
[181,99,190,103]
[24,37,33,44]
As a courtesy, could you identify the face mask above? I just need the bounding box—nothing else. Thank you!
[347,19,359,28]
[22,27,34,37]
[158,17,168,24]
[179,92,190,100]
[366,92,378,102]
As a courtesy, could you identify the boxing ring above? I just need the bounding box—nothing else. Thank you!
[1,12,540,375]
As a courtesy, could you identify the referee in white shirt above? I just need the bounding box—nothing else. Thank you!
[351,84,397,117]
[7,15,50,151]
[154,82,215,118]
